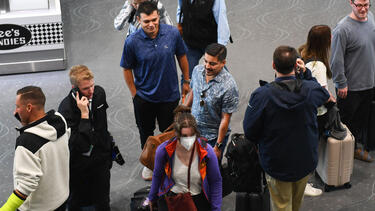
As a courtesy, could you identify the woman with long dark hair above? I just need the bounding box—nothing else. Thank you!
[299,24,335,197]
[299,25,332,91]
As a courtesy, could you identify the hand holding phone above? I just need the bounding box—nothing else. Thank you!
[296,58,306,73]
[74,89,89,118]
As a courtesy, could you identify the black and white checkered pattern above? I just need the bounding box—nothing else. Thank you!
[24,23,64,46]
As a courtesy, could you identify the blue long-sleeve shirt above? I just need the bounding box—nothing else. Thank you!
[176,0,230,45]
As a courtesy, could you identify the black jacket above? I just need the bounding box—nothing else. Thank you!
[180,0,217,49]
[58,85,113,170]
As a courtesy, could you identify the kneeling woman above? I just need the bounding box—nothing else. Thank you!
[148,106,222,211]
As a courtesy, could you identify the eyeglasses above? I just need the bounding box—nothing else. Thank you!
[353,2,371,9]
[200,91,206,106]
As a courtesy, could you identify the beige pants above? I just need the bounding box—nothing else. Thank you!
[266,174,310,211]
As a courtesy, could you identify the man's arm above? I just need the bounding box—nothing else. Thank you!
[212,0,230,45]
[158,3,173,26]
[213,112,231,159]
[177,55,190,97]
[176,0,183,23]
[0,190,26,211]
[330,27,348,98]
[114,0,133,31]
[58,94,93,153]
[185,89,193,107]
[123,68,137,97]
[243,90,265,143]
[1,144,43,211]
[176,0,183,35]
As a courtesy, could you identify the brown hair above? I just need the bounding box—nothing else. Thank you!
[273,46,298,74]
[173,105,200,138]
[17,86,45,109]
[298,25,332,79]
[69,65,94,87]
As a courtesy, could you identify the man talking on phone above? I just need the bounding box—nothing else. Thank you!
[58,65,114,210]
[243,46,330,211]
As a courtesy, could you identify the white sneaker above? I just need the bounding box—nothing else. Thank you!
[142,166,153,181]
[304,183,322,196]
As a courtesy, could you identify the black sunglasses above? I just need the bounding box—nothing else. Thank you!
[200,91,206,106]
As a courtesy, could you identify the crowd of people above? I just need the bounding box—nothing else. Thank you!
[0,0,374,210]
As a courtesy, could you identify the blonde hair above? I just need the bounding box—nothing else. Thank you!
[69,65,94,86]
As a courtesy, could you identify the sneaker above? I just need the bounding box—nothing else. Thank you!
[354,148,374,162]
[142,166,153,181]
[304,183,322,196]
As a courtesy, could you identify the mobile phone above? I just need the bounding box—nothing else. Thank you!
[71,87,83,100]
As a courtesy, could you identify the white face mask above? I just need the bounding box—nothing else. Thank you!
[180,135,196,151]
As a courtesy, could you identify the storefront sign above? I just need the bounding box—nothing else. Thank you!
[0,24,31,50]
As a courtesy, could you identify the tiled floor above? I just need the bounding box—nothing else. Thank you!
[0,0,375,210]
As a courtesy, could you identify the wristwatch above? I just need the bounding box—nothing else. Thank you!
[183,79,191,84]
[215,142,222,149]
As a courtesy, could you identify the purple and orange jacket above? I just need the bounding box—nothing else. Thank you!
[148,137,222,211]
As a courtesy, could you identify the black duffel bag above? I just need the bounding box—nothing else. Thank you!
[225,133,263,193]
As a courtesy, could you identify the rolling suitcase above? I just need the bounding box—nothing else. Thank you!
[316,124,354,192]
[235,187,270,211]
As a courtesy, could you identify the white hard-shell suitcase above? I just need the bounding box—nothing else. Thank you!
[316,124,354,192]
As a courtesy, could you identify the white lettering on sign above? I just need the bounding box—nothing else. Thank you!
[0,24,31,50]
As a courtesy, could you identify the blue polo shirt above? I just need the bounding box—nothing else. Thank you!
[120,24,187,103]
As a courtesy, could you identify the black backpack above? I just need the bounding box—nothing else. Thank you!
[225,133,263,193]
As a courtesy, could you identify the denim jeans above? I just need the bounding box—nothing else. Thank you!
[181,45,205,87]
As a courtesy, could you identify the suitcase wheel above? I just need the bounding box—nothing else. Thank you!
[324,184,334,192]
[344,182,352,189]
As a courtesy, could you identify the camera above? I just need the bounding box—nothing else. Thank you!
[112,143,125,166]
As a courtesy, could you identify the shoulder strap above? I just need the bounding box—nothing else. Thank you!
[187,142,196,190]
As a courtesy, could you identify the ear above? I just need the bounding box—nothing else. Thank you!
[221,59,226,66]
[272,61,276,70]
[137,15,141,23]
[26,103,32,112]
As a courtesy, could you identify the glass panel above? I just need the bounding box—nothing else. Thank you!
[0,0,10,13]
[9,0,49,11]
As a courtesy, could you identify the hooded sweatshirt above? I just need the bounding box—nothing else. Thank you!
[14,110,70,211]
[243,71,329,182]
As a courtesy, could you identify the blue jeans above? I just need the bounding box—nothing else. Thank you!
[181,45,205,87]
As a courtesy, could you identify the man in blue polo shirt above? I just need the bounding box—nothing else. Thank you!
[120,1,189,180]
